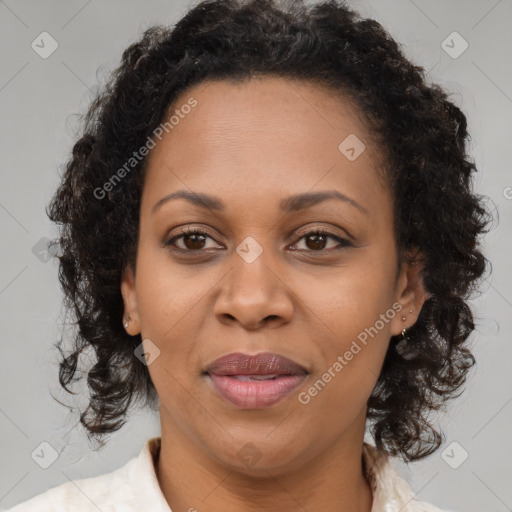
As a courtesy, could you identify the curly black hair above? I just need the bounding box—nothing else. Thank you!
[47,0,492,462]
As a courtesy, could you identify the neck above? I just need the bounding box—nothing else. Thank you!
[156,409,373,512]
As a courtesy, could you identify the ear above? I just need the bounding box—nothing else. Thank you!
[390,247,431,337]
[120,264,141,336]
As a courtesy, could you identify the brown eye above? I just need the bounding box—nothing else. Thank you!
[165,228,221,252]
[291,229,352,252]
[180,233,207,250]
[304,233,328,251]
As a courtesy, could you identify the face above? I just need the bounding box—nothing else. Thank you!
[121,76,428,475]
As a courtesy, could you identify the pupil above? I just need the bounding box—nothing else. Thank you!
[185,234,205,250]
[307,234,326,250]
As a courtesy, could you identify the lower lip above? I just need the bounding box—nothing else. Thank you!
[207,374,307,408]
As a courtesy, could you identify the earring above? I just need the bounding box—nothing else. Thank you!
[401,327,407,339]
[123,316,130,329]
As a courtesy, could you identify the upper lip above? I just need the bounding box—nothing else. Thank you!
[205,352,308,376]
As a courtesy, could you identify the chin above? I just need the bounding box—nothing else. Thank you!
[205,432,308,476]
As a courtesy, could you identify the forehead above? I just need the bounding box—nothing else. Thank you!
[141,76,391,217]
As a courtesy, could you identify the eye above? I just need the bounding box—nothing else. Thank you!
[164,227,223,252]
[290,228,352,252]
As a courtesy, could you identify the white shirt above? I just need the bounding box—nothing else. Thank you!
[5,437,452,511]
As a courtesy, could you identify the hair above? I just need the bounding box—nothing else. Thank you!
[47,0,492,462]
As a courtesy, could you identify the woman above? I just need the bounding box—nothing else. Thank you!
[7,0,490,510]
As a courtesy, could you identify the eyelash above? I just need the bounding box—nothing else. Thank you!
[164,226,352,254]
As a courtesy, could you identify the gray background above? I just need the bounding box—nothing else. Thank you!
[1,0,511,510]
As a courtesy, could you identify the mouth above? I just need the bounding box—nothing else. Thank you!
[204,352,308,409]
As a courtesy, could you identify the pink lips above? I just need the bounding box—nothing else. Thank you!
[205,352,308,409]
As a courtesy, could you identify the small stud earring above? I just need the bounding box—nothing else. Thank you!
[400,316,406,321]
[123,317,130,329]
[409,310,413,313]
[401,327,407,339]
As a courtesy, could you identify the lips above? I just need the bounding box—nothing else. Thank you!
[205,352,308,377]
[204,352,308,408]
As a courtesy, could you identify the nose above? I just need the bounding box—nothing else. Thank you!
[213,248,294,331]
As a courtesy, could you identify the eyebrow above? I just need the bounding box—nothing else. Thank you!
[151,189,369,216]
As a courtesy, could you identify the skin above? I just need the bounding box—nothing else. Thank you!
[121,76,429,512]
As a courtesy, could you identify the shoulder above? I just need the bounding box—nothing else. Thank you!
[4,437,168,512]
[362,443,454,512]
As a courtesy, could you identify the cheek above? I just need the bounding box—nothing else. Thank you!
[134,241,208,338]
[296,281,394,432]
[297,251,397,401]
[133,250,206,390]
[307,261,396,348]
